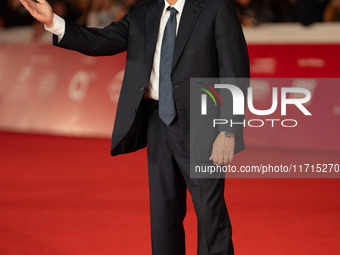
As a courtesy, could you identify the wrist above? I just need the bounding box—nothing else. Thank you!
[45,20,54,28]
[45,14,55,28]
[220,131,235,138]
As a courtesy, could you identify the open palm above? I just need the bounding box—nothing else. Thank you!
[20,0,54,27]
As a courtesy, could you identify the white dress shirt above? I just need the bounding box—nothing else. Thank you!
[44,13,65,41]
[45,0,186,100]
[146,0,185,99]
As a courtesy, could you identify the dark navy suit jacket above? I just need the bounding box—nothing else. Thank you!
[53,0,249,157]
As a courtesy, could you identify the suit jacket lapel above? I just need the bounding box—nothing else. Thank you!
[145,0,164,70]
[172,0,202,70]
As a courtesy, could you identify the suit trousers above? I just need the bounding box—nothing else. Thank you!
[145,98,234,255]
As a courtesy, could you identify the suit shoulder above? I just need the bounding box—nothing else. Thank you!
[198,0,228,9]
[201,0,235,6]
[130,0,158,11]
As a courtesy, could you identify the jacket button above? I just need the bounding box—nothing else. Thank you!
[140,86,146,92]
[131,107,136,113]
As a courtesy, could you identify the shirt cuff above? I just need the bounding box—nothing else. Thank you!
[44,13,65,42]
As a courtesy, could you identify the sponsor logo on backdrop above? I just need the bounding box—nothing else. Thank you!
[107,70,124,103]
[334,98,340,116]
[68,71,96,101]
[297,58,325,68]
[37,72,58,98]
[251,58,276,74]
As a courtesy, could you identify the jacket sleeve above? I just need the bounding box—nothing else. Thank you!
[53,12,130,56]
[214,0,250,136]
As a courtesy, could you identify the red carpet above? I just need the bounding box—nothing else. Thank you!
[0,132,339,255]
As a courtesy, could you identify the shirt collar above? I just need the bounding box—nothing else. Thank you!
[163,0,186,15]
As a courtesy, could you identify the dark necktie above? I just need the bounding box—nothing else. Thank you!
[159,7,178,126]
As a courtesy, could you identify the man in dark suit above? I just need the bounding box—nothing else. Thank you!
[20,0,249,254]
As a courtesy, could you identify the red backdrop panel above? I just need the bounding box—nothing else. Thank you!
[0,44,339,152]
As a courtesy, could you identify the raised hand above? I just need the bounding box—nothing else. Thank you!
[20,0,54,27]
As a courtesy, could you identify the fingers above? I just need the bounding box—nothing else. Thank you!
[210,151,233,166]
[20,0,28,8]
[20,0,34,12]
[223,152,233,165]
[20,0,43,11]
[217,154,223,166]
[228,154,233,163]
[20,0,33,7]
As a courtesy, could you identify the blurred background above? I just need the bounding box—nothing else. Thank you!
[0,1,339,255]
[0,0,340,41]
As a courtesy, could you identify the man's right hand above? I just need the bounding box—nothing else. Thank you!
[20,0,54,28]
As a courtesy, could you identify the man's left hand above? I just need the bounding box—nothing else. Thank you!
[209,133,235,166]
